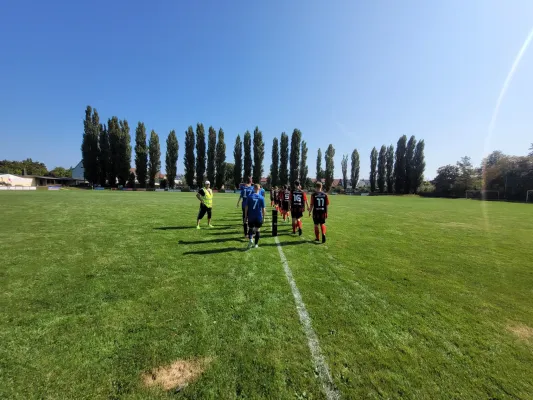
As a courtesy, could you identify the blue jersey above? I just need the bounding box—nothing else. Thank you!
[240,185,254,209]
[246,193,265,222]
[260,188,265,198]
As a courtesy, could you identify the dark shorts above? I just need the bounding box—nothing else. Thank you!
[198,204,212,220]
[291,208,303,219]
[242,208,247,223]
[313,212,327,225]
[248,219,263,229]
[282,201,290,212]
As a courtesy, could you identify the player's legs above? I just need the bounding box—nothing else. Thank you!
[242,209,248,237]
[207,208,213,227]
[197,205,207,228]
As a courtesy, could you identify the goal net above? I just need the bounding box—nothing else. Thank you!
[465,190,500,200]
[527,190,533,203]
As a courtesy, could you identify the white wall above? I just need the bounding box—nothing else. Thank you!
[0,174,35,187]
[72,161,85,180]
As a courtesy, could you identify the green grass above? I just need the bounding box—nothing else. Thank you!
[1,191,532,399]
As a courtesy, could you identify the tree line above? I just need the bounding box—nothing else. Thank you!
[336,135,426,194]
[266,130,335,190]
[0,159,72,178]
[431,148,533,201]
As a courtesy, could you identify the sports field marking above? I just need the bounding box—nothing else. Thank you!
[274,234,340,400]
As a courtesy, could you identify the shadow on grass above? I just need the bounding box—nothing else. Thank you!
[154,225,235,231]
[182,240,307,255]
[179,238,243,245]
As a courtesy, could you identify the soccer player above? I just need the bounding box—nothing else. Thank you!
[308,181,329,243]
[281,185,291,222]
[260,185,266,198]
[236,177,254,237]
[196,180,214,229]
[273,186,279,210]
[290,180,308,236]
[245,184,266,248]
[269,186,274,207]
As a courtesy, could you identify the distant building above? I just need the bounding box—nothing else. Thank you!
[72,160,85,181]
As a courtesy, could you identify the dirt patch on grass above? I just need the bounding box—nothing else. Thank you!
[142,357,212,391]
[507,323,533,341]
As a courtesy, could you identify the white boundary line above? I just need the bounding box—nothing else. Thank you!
[271,210,340,400]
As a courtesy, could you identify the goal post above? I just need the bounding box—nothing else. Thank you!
[527,190,533,203]
[465,190,500,200]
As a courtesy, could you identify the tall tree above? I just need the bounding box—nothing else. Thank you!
[300,140,308,185]
[215,128,226,189]
[413,140,425,193]
[252,126,265,184]
[289,129,302,184]
[394,135,408,193]
[324,144,335,192]
[243,131,252,181]
[99,123,109,185]
[165,130,179,189]
[279,132,289,186]
[377,145,387,193]
[184,126,195,187]
[386,145,394,193]
[224,162,234,186]
[117,119,131,187]
[233,135,243,188]
[529,143,533,157]
[432,165,459,194]
[81,106,100,185]
[134,122,148,188]
[405,135,417,193]
[370,147,378,192]
[270,138,279,187]
[457,156,474,192]
[316,148,323,181]
[351,149,360,190]
[148,130,161,188]
[341,154,348,190]
[207,126,217,185]
[195,123,206,185]
[107,116,120,186]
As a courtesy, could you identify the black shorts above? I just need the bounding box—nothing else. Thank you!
[291,208,303,219]
[198,204,212,220]
[282,201,289,212]
[313,212,327,225]
[248,219,263,229]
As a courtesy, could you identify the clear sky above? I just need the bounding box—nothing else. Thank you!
[1,0,532,179]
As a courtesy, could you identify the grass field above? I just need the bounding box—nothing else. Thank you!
[1,191,533,399]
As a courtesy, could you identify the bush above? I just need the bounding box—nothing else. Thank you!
[160,179,167,189]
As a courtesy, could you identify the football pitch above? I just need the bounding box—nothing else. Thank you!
[1,191,532,399]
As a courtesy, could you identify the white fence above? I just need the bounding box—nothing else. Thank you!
[0,186,37,191]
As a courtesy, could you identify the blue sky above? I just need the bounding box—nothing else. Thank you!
[1,0,532,179]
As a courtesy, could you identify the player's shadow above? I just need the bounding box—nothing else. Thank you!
[182,240,306,255]
[154,225,235,231]
[183,247,246,255]
[179,238,243,245]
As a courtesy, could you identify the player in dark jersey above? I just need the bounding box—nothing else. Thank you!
[280,185,291,222]
[274,187,280,210]
[308,181,330,243]
[290,180,309,236]
[236,177,254,237]
[269,187,274,207]
[245,184,266,249]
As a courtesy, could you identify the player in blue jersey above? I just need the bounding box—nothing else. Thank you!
[236,177,254,237]
[260,186,266,198]
[245,184,266,249]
